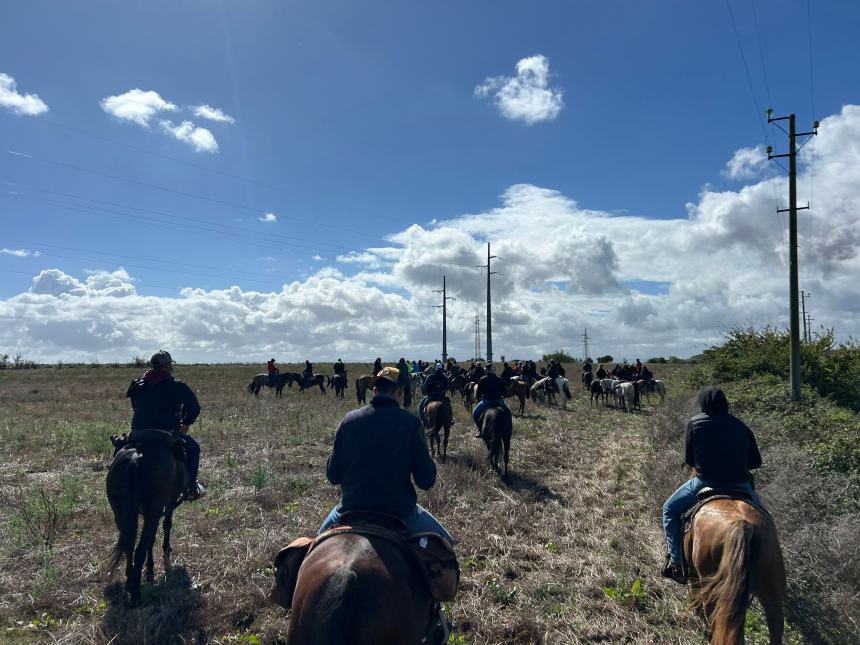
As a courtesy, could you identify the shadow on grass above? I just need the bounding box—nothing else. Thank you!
[103,566,204,644]
[504,472,565,505]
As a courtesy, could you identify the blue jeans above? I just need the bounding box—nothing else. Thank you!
[318,504,455,546]
[662,477,761,564]
[182,434,200,486]
[472,399,508,428]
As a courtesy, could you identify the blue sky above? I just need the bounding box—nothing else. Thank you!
[1,1,858,361]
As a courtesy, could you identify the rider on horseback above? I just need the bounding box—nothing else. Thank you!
[126,350,205,501]
[267,357,279,386]
[661,386,763,583]
[468,361,485,383]
[418,363,452,426]
[472,364,510,438]
[333,358,346,375]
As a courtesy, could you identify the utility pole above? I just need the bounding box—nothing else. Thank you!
[432,276,455,363]
[476,242,500,363]
[581,328,591,362]
[768,111,818,401]
[473,313,480,361]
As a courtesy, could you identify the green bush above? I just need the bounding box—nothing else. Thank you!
[596,355,613,364]
[702,326,860,411]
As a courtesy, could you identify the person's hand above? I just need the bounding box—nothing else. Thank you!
[179,424,190,434]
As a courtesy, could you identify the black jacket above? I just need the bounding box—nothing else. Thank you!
[547,363,560,379]
[326,396,436,518]
[423,370,449,396]
[333,362,346,374]
[127,375,200,432]
[500,365,514,380]
[685,387,762,484]
[476,373,507,401]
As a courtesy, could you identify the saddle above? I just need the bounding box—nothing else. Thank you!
[270,510,459,609]
[681,486,756,535]
[110,429,186,462]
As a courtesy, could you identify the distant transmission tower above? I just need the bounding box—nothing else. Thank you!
[581,327,591,362]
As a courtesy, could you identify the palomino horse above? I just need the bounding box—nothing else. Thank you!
[106,432,186,605]
[480,406,512,478]
[247,373,290,397]
[425,399,453,462]
[504,379,529,415]
[287,531,435,644]
[355,374,372,404]
[330,373,346,399]
[685,499,785,644]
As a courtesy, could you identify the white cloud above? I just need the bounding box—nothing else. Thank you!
[3,105,859,363]
[159,120,218,153]
[1,248,41,257]
[312,255,324,261]
[0,73,49,116]
[475,55,563,125]
[258,212,277,223]
[723,145,767,180]
[100,89,176,126]
[192,104,235,124]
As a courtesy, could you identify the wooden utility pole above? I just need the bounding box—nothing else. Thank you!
[768,111,818,400]
[432,276,455,363]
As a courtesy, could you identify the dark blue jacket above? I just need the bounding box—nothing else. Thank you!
[127,375,200,431]
[326,396,436,518]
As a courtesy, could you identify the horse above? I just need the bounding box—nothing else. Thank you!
[617,381,639,412]
[355,375,372,404]
[480,406,512,478]
[287,529,435,644]
[106,432,186,605]
[461,382,478,410]
[638,379,667,404]
[589,380,605,406]
[504,378,529,415]
[330,373,346,399]
[247,373,290,397]
[582,370,593,390]
[447,373,466,397]
[600,378,619,406]
[299,373,327,394]
[425,399,453,462]
[685,499,785,644]
[554,376,573,410]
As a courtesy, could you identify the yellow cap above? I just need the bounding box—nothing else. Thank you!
[371,366,400,386]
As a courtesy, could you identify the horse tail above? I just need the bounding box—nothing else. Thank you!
[355,378,361,403]
[694,521,753,644]
[247,379,256,393]
[317,566,360,642]
[109,456,140,573]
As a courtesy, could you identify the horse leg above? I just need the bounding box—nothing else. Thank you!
[129,514,159,604]
[758,593,784,645]
[145,541,155,583]
[162,508,175,567]
[443,425,449,461]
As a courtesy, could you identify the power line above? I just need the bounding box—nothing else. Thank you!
[6,149,388,243]
[750,0,773,113]
[724,0,770,144]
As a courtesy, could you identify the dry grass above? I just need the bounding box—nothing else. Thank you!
[1,363,714,643]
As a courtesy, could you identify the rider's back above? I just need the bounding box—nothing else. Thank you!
[127,377,200,431]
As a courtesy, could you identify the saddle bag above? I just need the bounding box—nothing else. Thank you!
[270,536,314,609]
[407,532,460,602]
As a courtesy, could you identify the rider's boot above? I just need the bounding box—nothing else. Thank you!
[422,602,452,645]
[660,553,687,584]
[184,481,207,501]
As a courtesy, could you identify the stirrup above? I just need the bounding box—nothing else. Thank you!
[184,482,206,501]
[423,603,452,645]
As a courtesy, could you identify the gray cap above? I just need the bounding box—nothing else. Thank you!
[150,350,173,368]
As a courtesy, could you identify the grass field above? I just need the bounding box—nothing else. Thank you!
[0,362,810,644]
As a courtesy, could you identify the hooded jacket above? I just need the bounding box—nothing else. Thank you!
[684,386,762,484]
[127,371,200,432]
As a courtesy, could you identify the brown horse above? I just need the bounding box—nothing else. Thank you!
[504,379,528,415]
[480,406,512,478]
[355,374,372,404]
[461,382,478,410]
[425,399,453,462]
[684,499,785,644]
[106,432,186,605]
[287,533,434,644]
[247,373,290,397]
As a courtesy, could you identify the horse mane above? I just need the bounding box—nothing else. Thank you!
[692,520,753,644]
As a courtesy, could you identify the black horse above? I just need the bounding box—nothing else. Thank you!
[298,373,327,394]
[107,431,186,605]
[330,373,346,399]
[480,406,512,478]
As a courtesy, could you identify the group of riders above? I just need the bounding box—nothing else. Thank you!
[120,350,767,642]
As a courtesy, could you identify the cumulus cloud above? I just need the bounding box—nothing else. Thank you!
[475,55,564,125]
[723,144,767,180]
[160,120,219,153]
[3,105,860,363]
[1,248,41,257]
[100,89,176,126]
[258,212,277,223]
[192,104,235,123]
[0,73,49,116]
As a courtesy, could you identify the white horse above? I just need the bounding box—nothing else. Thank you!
[600,378,619,406]
[531,376,572,409]
[617,381,637,412]
[639,379,666,404]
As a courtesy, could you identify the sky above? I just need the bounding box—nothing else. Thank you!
[1,0,859,363]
